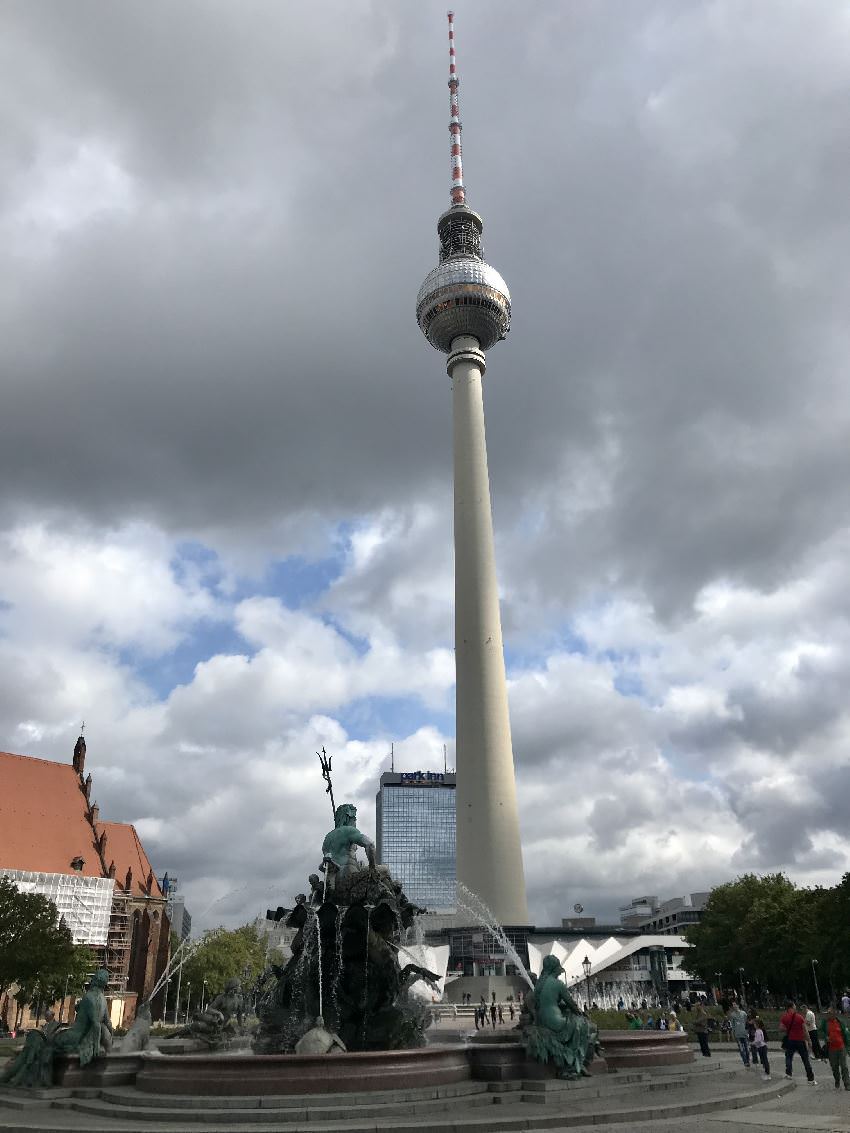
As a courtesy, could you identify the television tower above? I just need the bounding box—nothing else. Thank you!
[416,12,528,926]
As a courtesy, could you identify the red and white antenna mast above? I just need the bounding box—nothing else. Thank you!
[448,11,466,207]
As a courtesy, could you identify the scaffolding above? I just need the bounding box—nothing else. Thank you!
[0,869,113,945]
[104,890,131,992]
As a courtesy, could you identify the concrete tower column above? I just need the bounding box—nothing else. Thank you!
[448,334,529,926]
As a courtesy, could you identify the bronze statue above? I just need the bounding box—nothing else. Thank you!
[1,968,113,1089]
[183,978,245,1049]
[524,956,596,1079]
[321,803,376,876]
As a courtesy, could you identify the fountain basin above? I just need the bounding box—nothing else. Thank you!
[134,1045,472,1095]
[599,1029,693,1068]
[50,1030,689,1096]
[54,1053,142,1088]
[466,1029,690,1081]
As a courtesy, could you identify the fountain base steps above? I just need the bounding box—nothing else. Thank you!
[0,1066,794,1132]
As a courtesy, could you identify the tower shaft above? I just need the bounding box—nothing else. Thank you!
[449,336,528,926]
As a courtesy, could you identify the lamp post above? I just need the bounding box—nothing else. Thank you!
[811,960,822,1012]
[715,972,722,1006]
[185,983,192,1023]
[737,967,745,1005]
[201,980,208,1013]
[582,956,592,1012]
[162,978,171,1024]
[173,957,183,1025]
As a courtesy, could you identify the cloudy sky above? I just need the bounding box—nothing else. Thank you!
[2,0,849,931]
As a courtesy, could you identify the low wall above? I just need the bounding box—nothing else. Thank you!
[48,1028,690,1094]
[466,1029,691,1081]
[601,1029,693,1069]
[53,1052,142,1088]
[134,1045,472,1096]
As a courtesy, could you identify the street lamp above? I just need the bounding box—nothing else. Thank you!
[173,958,184,1026]
[185,982,192,1023]
[201,980,208,1012]
[715,972,722,1006]
[737,967,745,1005]
[162,978,171,1023]
[811,960,822,1012]
[582,956,592,1011]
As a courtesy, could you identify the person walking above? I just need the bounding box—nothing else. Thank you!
[729,1001,751,1067]
[693,1000,711,1058]
[489,1001,497,1029]
[508,1002,515,1022]
[752,1017,771,1080]
[497,1004,504,1025]
[780,1000,817,1085]
[818,1005,850,1090]
[802,1003,825,1061]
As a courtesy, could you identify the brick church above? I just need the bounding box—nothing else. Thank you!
[0,735,170,1028]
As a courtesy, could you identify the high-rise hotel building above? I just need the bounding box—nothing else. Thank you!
[375,771,456,912]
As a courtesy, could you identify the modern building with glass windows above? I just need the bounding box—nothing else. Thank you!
[376,772,456,912]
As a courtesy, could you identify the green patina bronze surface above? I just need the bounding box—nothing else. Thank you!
[524,955,598,1079]
[1,969,112,1089]
[321,803,376,875]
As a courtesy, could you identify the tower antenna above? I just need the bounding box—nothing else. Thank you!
[447,11,466,207]
[390,742,394,773]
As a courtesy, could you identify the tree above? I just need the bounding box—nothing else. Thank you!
[14,944,98,1021]
[0,876,98,1026]
[0,877,85,1003]
[179,924,267,1007]
[684,873,804,999]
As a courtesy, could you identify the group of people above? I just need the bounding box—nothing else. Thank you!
[625,1010,683,1032]
[471,994,516,1030]
[691,997,850,1090]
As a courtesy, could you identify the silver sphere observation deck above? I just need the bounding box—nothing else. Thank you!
[416,205,511,354]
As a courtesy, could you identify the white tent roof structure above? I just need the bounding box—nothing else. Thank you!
[527,934,694,986]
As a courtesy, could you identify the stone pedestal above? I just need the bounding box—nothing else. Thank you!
[53,1052,142,1088]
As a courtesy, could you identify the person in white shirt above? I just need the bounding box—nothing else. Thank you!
[802,1004,825,1061]
[752,1017,771,1079]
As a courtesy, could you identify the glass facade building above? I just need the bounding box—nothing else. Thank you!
[376,772,456,911]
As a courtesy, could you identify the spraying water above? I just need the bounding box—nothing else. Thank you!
[455,882,534,989]
[315,910,323,1019]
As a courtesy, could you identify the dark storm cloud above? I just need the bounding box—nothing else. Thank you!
[3,0,849,613]
[3,1,850,922]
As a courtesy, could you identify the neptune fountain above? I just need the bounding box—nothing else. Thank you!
[253,791,442,1054]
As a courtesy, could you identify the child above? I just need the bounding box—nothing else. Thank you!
[752,1016,770,1079]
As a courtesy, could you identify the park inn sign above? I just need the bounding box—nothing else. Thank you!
[399,771,446,786]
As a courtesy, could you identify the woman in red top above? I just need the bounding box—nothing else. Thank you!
[780,1000,817,1084]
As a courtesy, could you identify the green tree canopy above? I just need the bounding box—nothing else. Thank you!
[0,876,94,1006]
[179,924,266,1003]
[685,872,850,1004]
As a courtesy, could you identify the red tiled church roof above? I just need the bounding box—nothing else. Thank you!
[0,749,162,898]
[101,821,162,898]
[0,751,102,878]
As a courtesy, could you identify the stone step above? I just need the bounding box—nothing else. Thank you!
[0,1080,795,1133]
[98,1081,491,1111]
[52,1091,502,1125]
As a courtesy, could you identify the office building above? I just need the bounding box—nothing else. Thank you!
[376,771,456,911]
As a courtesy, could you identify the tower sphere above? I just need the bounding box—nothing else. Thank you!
[417,206,511,353]
[416,256,511,354]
